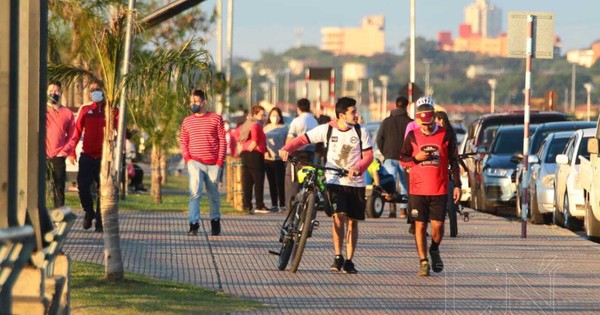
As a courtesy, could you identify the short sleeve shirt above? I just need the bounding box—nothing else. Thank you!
[288,112,318,151]
[306,123,373,187]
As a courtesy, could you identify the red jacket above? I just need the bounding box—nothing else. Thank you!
[69,102,119,159]
[400,126,461,196]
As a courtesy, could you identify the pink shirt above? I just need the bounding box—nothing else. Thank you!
[404,121,419,139]
[46,105,75,158]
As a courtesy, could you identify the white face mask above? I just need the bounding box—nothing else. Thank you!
[91,91,104,102]
[224,124,230,131]
[270,116,279,124]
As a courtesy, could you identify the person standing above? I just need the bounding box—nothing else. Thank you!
[280,97,374,274]
[179,89,226,236]
[314,104,331,165]
[285,98,318,210]
[46,81,75,209]
[68,83,118,232]
[400,98,461,277]
[376,96,412,218]
[239,105,269,213]
[264,107,288,211]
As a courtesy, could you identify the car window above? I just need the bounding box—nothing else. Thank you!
[576,137,591,164]
[537,138,548,159]
[492,131,524,154]
[564,137,576,162]
[545,138,569,163]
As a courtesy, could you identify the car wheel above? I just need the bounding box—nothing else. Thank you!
[530,188,544,224]
[366,194,384,218]
[585,195,600,242]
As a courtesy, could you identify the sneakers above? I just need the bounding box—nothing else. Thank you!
[399,208,408,219]
[95,222,103,233]
[342,259,358,274]
[254,207,271,214]
[187,222,200,236]
[418,260,431,276]
[211,219,221,236]
[389,210,397,218]
[430,249,444,273]
[82,212,94,230]
[330,255,344,272]
[408,222,415,234]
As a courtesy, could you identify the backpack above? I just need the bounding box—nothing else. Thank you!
[323,123,363,164]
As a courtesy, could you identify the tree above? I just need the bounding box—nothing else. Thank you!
[48,3,213,279]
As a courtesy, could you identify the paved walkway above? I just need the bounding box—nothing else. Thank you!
[64,208,600,314]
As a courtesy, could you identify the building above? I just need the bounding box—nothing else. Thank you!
[321,15,385,57]
[464,0,502,38]
[566,42,600,68]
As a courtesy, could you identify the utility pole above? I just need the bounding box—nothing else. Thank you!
[215,0,223,114]
[409,0,416,117]
[225,0,233,118]
[571,63,576,113]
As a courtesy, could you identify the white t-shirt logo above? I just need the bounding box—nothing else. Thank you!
[350,136,359,144]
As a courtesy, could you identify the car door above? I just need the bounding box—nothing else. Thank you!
[555,136,576,213]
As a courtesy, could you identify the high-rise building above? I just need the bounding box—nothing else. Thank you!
[464,0,502,38]
[321,15,385,57]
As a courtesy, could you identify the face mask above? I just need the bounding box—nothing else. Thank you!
[48,93,60,104]
[224,124,230,131]
[190,104,202,113]
[91,91,104,102]
[270,116,279,124]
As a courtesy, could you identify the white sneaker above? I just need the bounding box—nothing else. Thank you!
[254,207,271,214]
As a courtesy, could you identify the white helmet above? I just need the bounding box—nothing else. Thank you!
[416,96,435,107]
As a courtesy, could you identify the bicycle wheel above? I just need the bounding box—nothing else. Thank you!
[277,202,300,270]
[289,191,317,273]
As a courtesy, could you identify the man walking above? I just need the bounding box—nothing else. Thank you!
[285,98,318,210]
[46,81,75,209]
[280,97,374,274]
[376,96,412,218]
[400,97,461,276]
[69,83,117,232]
[180,89,226,236]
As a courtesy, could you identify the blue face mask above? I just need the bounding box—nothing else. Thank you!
[191,104,202,113]
[48,93,60,104]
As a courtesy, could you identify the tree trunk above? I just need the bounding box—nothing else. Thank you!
[160,150,168,185]
[151,145,163,204]
[100,106,124,280]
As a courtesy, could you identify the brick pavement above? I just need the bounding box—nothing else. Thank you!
[64,208,600,314]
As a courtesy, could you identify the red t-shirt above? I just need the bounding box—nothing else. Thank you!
[240,122,266,154]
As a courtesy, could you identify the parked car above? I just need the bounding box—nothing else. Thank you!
[475,125,536,214]
[515,121,596,217]
[462,111,567,210]
[527,131,573,224]
[553,128,596,231]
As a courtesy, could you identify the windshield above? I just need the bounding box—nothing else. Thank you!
[492,130,524,154]
[576,137,591,164]
[544,138,569,163]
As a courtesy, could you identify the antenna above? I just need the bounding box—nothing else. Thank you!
[294,28,304,48]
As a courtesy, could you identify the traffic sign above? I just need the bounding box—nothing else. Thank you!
[507,12,554,59]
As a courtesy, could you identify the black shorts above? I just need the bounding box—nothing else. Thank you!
[409,195,448,222]
[326,184,366,221]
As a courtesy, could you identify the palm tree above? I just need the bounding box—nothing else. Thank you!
[48,4,213,279]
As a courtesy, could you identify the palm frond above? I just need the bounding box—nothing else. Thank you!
[48,64,100,87]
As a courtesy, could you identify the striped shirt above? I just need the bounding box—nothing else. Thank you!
[180,112,226,166]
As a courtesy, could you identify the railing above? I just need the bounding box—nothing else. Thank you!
[0,225,36,315]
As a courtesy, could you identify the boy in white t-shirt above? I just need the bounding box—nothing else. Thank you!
[279,97,374,274]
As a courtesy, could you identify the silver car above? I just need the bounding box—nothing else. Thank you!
[528,131,573,224]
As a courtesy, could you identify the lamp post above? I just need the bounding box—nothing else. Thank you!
[422,59,431,95]
[240,61,254,110]
[379,75,389,119]
[584,82,593,121]
[488,78,497,113]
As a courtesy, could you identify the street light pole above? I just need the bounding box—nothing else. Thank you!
[584,83,593,121]
[423,59,431,95]
[240,61,253,110]
[488,78,497,113]
[379,75,389,119]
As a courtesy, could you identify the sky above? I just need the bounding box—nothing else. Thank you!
[198,0,600,60]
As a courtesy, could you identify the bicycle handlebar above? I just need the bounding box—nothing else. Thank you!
[287,155,349,177]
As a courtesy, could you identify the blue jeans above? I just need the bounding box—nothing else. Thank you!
[187,160,222,224]
[382,159,408,203]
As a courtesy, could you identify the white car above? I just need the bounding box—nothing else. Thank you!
[528,131,573,224]
[553,128,596,231]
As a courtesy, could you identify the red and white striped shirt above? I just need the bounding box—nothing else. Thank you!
[179,112,226,166]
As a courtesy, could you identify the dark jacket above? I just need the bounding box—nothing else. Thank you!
[376,108,413,160]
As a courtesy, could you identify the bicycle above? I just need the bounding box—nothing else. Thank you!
[448,153,475,237]
[269,156,347,273]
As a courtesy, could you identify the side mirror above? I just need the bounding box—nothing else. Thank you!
[588,138,599,155]
[555,154,569,165]
[510,153,524,164]
[528,155,540,164]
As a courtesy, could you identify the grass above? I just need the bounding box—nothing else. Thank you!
[59,174,243,214]
[71,260,263,315]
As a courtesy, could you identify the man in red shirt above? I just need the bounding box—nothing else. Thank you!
[46,81,75,209]
[68,83,118,232]
[180,89,226,236]
[400,98,461,277]
[238,105,269,214]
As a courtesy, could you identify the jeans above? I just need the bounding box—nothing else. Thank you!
[48,156,66,208]
[187,160,222,224]
[382,159,408,198]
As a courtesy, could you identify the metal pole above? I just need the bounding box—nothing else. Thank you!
[584,83,593,121]
[115,0,136,183]
[225,0,233,118]
[521,15,534,239]
[379,75,389,119]
[571,63,576,113]
[409,0,416,116]
[488,79,496,113]
[329,69,335,108]
[215,0,223,114]
[285,68,290,113]
[304,68,310,98]
[423,59,431,95]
